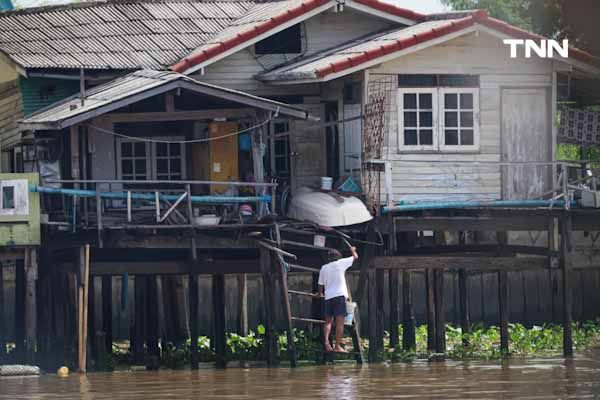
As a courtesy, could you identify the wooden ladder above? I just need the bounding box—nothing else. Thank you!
[269,224,365,367]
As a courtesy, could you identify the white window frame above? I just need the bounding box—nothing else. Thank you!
[398,88,438,151]
[116,137,186,181]
[439,88,480,152]
[397,87,480,153]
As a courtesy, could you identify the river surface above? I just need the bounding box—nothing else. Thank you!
[2,354,600,399]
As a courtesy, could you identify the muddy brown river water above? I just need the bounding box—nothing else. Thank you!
[2,354,600,399]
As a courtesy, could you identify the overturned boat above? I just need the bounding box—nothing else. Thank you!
[287,187,373,227]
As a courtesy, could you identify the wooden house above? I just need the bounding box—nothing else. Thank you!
[0,0,599,369]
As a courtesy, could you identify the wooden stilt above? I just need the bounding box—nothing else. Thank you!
[212,274,226,368]
[14,258,25,363]
[458,269,470,346]
[560,213,574,357]
[402,270,416,351]
[498,270,509,355]
[0,262,5,363]
[146,275,159,370]
[237,273,248,367]
[77,249,84,371]
[132,275,146,365]
[53,272,66,370]
[102,275,113,353]
[89,275,97,368]
[311,272,325,364]
[189,272,199,370]
[259,247,278,366]
[375,269,384,353]
[433,269,445,354]
[389,269,400,350]
[81,245,90,372]
[278,262,298,367]
[425,268,436,352]
[367,268,378,362]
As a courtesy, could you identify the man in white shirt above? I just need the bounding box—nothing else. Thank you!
[318,246,359,353]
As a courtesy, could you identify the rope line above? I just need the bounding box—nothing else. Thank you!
[87,108,278,144]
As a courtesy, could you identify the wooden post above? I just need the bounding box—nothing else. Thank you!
[375,269,385,353]
[14,258,25,363]
[389,269,400,349]
[367,268,378,362]
[458,269,470,346]
[132,275,146,365]
[0,262,5,363]
[498,270,509,355]
[434,269,445,354]
[259,247,278,366]
[497,231,509,356]
[189,272,199,369]
[560,213,574,357]
[425,268,436,352]
[212,274,226,369]
[237,274,248,336]
[77,249,84,371]
[278,262,298,367]
[402,270,416,351]
[101,276,113,354]
[81,245,90,372]
[146,276,159,370]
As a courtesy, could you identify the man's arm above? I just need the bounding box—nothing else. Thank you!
[350,246,359,260]
[319,285,324,297]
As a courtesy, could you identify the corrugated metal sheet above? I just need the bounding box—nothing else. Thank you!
[20,69,309,128]
[0,0,259,70]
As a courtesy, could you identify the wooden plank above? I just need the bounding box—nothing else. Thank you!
[498,270,509,355]
[259,247,278,366]
[106,108,257,123]
[425,269,436,352]
[561,214,574,357]
[371,256,548,271]
[278,261,298,367]
[388,269,400,349]
[434,269,445,354]
[212,274,227,369]
[291,317,325,324]
[87,259,259,275]
[402,270,416,351]
[458,269,470,346]
[393,216,551,232]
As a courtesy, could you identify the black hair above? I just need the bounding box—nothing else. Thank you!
[327,249,342,262]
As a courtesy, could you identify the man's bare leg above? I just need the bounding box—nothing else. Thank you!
[323,316,333,352]
[333,315,347,352]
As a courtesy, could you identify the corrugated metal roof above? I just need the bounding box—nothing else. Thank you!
[0,0,256,70]
[258,20,466,81]
[20,69,310,129]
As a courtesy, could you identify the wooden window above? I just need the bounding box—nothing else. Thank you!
[270,121,291,178]
[398,87,479,152]
[117,139,186,181]
[398,88,438,150]
[440,88,479,151]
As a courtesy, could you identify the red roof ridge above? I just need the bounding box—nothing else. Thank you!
[351,0,424,21]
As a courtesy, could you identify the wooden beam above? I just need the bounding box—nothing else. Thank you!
[105,108,257,123]
[86,259,259,275]
[393,215,551,232]
[370,256,548,271]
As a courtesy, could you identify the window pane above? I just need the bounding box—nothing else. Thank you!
[445,130,459,145]
[445,112,458,127]
[170,159,181,173]
[419,111,433,127]
[461,130,474,145]
[445,94,458,109]
[460,93,474,109]
[156,159,168,174]
[274,122,289,134]
[404,130,417,145]
[122,160,133,174]
[275,138,287,154]
[460,111,474,127]
[171,144,181,156]
[135,159,146,175]
[419,93,432,109]
[134,142,146,156]
[404,112,417,127]
[156,143,168,157]
[2,186,14,209]
[121,142,132,157]
[403,94,417,109]
[275,157,287,172]
[420,130,433,145]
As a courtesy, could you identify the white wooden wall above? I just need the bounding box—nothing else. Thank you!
[368,31,555,203]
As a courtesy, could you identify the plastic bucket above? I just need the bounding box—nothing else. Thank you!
[321,177,333,190]
[344,301,357,325]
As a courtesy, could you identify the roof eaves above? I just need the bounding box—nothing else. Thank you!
[350,0,424,22]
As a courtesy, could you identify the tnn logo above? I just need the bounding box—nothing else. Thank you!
[503,39,569,59]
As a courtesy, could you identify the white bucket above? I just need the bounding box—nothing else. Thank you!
[321,177,333,191]
[344,301,357,326]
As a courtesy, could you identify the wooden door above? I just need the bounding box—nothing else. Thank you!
[501,88,551,200]
[209,122,238,194]
[290,103,325,192]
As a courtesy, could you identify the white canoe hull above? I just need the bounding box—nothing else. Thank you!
[287,187,373,227]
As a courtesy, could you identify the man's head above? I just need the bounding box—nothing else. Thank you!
[327,249,343,262]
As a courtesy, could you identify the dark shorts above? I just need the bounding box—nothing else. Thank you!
[324,295,346,318]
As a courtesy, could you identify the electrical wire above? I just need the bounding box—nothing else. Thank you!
[87,108,278,144]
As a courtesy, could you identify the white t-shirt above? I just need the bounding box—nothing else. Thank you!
[318,256,355,300]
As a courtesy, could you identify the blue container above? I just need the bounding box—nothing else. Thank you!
[239,133,251,151]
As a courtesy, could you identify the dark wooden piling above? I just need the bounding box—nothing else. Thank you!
[402,270,416,351]
[389,269,400,349]
[560,213,574,357]
[375,269,385,352]
[189,272,199,369]
[260,247,278,366]
[14,258,25,362]
[498,270,509,355]
[458,269,470,346]
[53,272,66,369]
[433,269,446,353]
[367,268,378,362]
[0,262,5,363]
[132,275,146,364]
[278,262,298,367]
[102,276,113,352]
[146,276,159,369]
[237,274,248,336]
[212,274,226,369]
[425,268,436,352]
